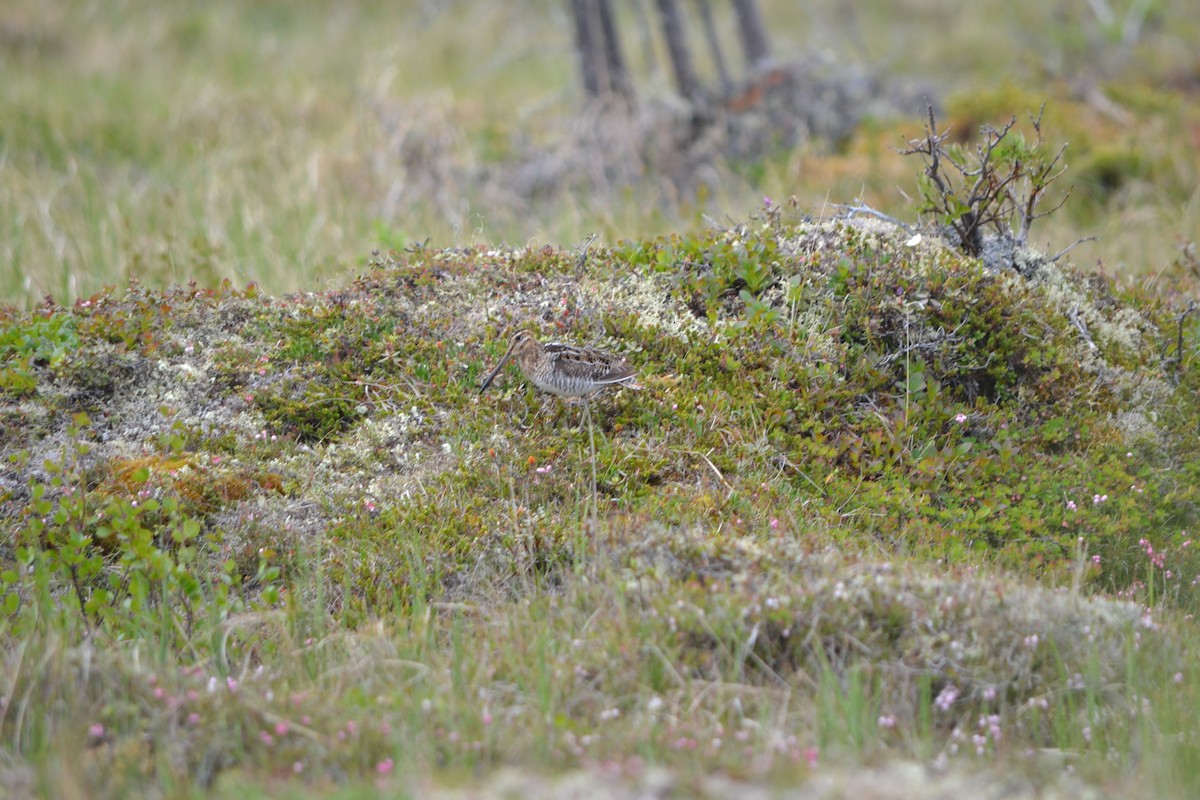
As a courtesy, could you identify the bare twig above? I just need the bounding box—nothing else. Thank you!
[832,203,915,234]
[875,321,967,367]
[576,233,599,269]
[695,448,733,492]
[1166,300,1198,379]
[1049,236,1098,263]
[1067,303,1098,350]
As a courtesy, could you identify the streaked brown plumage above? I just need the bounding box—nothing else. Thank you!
[479,330,637,398]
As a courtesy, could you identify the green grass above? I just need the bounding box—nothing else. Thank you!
[3,1,1200,796]
[2,0,1198,307]
[3,528,1199,797]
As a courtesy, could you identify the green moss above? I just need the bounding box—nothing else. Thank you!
[254,380,362,444]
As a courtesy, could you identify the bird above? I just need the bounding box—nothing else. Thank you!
[479,330,638,516]
[478,330,638,399]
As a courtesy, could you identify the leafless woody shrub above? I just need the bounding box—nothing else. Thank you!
[901,104,1070,258]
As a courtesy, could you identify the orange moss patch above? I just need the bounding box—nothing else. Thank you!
[100,454,287,518]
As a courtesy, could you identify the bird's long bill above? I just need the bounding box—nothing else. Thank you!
[478,345,515,393]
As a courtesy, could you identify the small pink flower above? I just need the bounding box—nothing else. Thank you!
[187,713,201,725]
[769,518,779,529]
[955,413,967,423]
[934,684,959,712]
[259,731,274,746]
[88,723,105,739]
[804,746,819,769]
[376,758,394,775]
[274,721,290,736]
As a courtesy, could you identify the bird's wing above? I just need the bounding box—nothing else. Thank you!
[544,343,635,384]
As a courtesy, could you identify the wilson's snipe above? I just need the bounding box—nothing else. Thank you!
[478,330,638,399]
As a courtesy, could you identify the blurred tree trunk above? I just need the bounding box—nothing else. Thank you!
[570,0,631,99]
[654,0,700,100]
[694,0,731,93]
[570,0,603,96]
[731,0,771,70]
[570,0,772,103]
[597,0,632,97]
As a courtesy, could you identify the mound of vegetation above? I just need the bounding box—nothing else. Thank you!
[1,117,1199,793]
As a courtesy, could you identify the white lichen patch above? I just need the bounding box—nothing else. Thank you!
[582,269,708,340]
[780,216,958,274]
[1032,262,1152,355]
